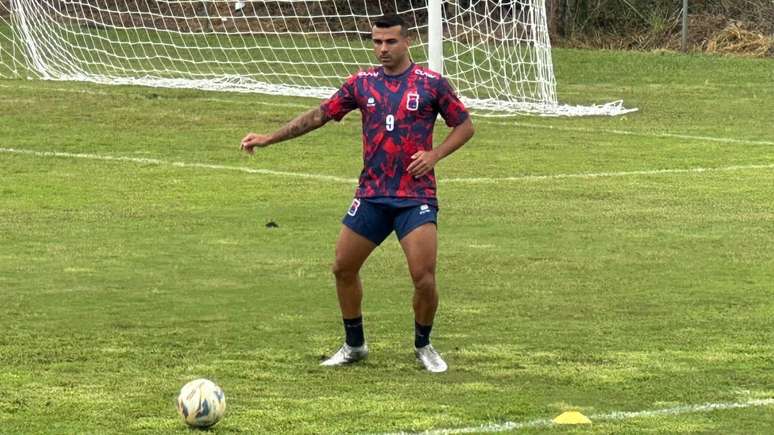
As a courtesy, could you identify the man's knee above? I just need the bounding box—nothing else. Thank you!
[332,260,358,281]
[411,269,436,294]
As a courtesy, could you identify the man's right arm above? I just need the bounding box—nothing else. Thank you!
[240,106,331,153]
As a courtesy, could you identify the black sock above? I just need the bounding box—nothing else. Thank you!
[415,321,433,348]
[343,316,365,347]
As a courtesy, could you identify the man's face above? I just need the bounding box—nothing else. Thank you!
[372,25,410,69]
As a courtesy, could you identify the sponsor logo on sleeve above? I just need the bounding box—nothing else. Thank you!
[414,69,438,79]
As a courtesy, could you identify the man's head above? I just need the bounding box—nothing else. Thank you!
[372,15,411,72]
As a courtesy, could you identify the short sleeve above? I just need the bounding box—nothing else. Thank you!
[434,78,469,127]
[320,76,358,122]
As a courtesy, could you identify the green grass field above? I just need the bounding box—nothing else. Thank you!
[1,47,773,434]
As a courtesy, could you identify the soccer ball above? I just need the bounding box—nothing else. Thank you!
[176,378,226,428]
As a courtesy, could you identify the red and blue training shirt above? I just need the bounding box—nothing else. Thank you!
[320,63,469,206]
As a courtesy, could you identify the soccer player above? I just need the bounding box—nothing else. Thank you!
[240,14,474,373]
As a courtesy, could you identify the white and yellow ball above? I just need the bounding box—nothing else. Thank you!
[176,378,226,428]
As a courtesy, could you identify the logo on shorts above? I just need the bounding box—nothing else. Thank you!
[347,198,361,216]
[367,97,376,108]
[407,92,420,111]
[419,204,431,215]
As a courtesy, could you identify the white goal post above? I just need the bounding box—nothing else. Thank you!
[0,1,634,116]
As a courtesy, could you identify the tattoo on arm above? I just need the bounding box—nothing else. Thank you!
[271,107,331,144]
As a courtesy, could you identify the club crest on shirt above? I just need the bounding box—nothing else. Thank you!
[347,198,361,216]
[407,92,420,111]
[367,97,376,108]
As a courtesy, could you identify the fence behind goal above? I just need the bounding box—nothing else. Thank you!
[0,1,633,116]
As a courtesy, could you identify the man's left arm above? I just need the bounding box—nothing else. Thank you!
[407,117,475,178]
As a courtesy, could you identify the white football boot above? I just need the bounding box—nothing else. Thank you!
[320,343,369,366]
[415,344,448,373]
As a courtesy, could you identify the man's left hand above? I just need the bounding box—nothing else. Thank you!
[407,150,439,178]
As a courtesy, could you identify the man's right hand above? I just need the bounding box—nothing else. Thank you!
[240,133,272,154]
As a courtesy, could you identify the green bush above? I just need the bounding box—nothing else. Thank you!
[547,0,774,38]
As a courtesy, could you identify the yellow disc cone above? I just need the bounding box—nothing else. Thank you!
[553,411,592,425]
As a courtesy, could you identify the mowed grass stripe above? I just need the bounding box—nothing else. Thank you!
[1,81,771,147]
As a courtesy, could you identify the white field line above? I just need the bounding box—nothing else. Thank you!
[2,82,772,146]
[379,398,774,435]
[0,148,356,184]
[443,163,774,183]
[481,120,774,146]
[2,147,773,184]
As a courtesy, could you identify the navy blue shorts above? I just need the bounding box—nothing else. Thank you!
[342,198,438,245]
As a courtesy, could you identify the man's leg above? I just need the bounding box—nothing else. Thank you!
[332,225,376,319]
[399,223,438,325]
[320,225,377,366]
[399,223,448,373]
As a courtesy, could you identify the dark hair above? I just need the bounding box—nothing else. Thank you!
[373,14,408,36]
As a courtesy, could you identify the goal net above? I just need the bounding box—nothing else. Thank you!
[0,1,634,116]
